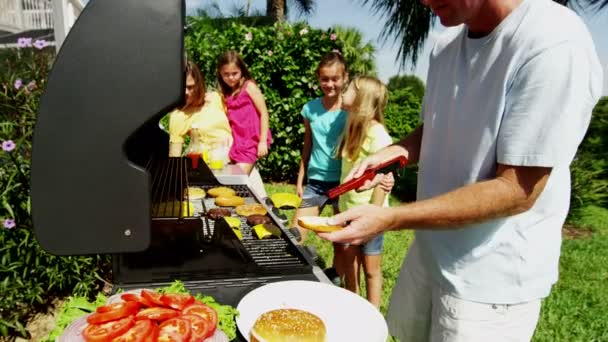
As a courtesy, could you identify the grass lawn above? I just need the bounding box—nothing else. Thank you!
[266,183,608,342]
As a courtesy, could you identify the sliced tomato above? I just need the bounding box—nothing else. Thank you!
[144,324,160,342]
[87,302,140,324]
[182,304,217,336]
[158,318,192,342]
[121,293,155,307]
[135,307,179,322]
[180,314,212,341]
[96,301,140,313]
[82,315,134,342]
[160,293,195,311]
[112,319,154,342]
[141,290,166,307]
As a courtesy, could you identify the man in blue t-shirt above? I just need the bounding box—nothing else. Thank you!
[318,0,603,340]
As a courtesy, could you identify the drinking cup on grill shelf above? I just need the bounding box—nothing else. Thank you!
[209,142,226,170]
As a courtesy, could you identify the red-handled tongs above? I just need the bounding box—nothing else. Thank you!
[300,155,408,209]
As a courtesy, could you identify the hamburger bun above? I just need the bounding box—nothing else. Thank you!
[186,186,206,200]
[208,186,237,198]
[297,216,343,233]
[215,195,245,207]
[236,203,267,217]
[250,309,326,342]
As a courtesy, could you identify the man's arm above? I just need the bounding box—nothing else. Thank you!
[321,163,551,245]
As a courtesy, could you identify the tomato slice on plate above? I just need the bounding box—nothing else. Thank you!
[144,324,160,342]
[82,315,134,342]
[180,314,212,341]
[160,293,195,311]
[158,317,192,342]
[96,301,140,313]
[112,319,154,342]
[141,290,166,307]
[87,302,140,324]
[121,293,155,307]
[182,304,217,335]
[135,307,179,322]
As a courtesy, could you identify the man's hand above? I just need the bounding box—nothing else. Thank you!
[318,204,395,245]
[344,154,385,183]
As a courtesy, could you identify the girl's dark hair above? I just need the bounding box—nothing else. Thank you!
[182,60,206,111]
[216,50,253,96]
[316,51,348,76]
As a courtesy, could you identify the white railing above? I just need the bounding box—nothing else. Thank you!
[0,0,54,32]
[0,0,84,50]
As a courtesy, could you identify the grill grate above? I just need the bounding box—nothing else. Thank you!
[193,184,306,268]
[147,157,192,218]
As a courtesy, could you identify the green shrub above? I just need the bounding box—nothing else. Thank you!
[383,87,422,202]
[569,97,608,220]
[569,205,608,233]
[185,20,344,182]
[0,45,110,339]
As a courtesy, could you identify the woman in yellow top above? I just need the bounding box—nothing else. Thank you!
[168,61,232,159]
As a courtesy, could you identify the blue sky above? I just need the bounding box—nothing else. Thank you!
[187,0,608,95]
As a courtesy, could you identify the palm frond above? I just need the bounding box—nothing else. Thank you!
[289,0,316,16]
[360,0,434,68]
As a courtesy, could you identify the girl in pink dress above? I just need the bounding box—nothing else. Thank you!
[217,51,272,197]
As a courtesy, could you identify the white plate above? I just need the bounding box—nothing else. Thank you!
[236,280,388,342]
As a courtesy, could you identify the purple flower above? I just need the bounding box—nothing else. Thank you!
[244,32,253,41]
[33,39,48,50]
[27,80,36,91]
[330,33,337,41]
[2,140,16,152]
[3,219,15,229]
[17,37,32,48]
[267,50,273,56]
[14,79,23,90]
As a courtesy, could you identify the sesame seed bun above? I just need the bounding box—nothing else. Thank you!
[250,309,326,342]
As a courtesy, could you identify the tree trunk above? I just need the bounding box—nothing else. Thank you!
[267,0,286,21]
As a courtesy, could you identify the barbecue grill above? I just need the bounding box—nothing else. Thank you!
[30,0,330,340]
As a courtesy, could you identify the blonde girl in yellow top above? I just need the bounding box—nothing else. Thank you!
[337,76,393,308]
[168,61,232,159]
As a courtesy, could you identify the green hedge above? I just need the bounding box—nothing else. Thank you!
[0,46,110,339]
[185,20,344,182]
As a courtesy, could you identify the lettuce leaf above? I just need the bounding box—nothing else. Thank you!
[41,293,107,342]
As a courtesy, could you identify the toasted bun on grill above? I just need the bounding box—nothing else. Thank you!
[187,186,206,200]
[208,186,236,198]
[236,203,267,217]
[297,216,342,233]
[215,196,245,207]
[207,208,231,220]
[250,309,326,342]
[246,214,272,226]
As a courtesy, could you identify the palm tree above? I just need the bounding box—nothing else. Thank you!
[334,26,377,77]
[360,0,608,67]
[266,0,316,21]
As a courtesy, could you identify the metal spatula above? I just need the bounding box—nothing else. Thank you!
[299,155,408,209]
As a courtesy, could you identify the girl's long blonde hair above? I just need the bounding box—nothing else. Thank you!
[337,76,389,161]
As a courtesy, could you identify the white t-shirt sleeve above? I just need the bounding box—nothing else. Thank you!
[497,42,601,167]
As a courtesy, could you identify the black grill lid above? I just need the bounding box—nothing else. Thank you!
[31,0,185,255]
